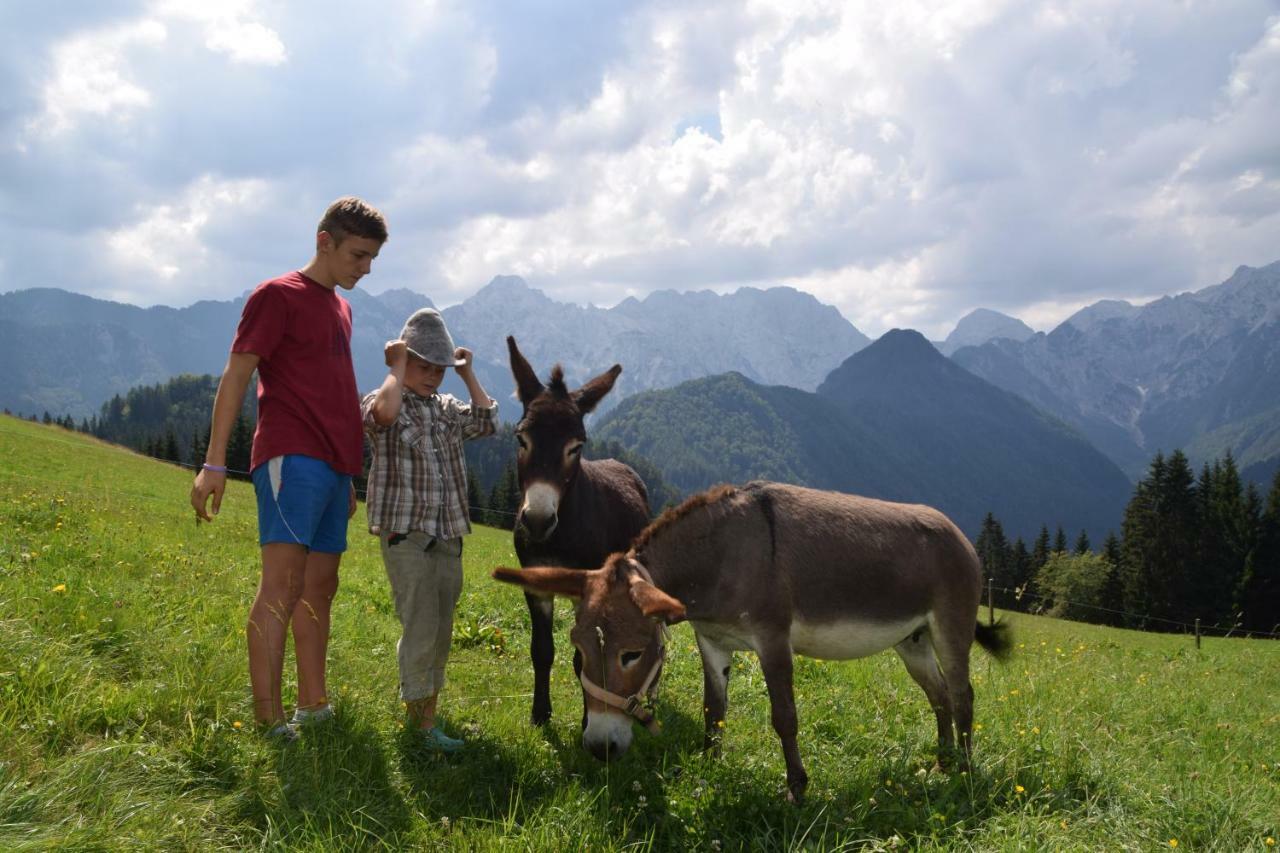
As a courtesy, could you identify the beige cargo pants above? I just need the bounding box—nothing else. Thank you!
[379,531,463,701]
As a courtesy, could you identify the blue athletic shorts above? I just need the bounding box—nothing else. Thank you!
[251,455,352,553]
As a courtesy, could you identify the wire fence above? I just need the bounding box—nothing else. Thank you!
[6,418,1279,641]
[986,583,1280,640]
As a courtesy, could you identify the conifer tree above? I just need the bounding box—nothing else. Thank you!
[189,430,205,467]
[1074,530,1091,555]
[1100,531,1124,626]
[467,469,486,525]
[1121,453,1163,629]
[1238,470,1280,634]
[1009,537,1033,611]
[1121,451,1199,628]
[1233,482,1263,621]
[488,463,520,530]
[974,513,1011,606]
[1053,526,1068,554]
[1189,453,1255,627]
[161,427,181,463]
[227,413,254,478]
[1032,525,1051,572]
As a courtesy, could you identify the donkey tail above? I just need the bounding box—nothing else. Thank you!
[974,621,1013,662]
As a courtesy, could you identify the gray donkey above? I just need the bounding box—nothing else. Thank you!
[495,481,1011,802]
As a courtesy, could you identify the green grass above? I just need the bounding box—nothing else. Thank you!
[1,415,1278,851]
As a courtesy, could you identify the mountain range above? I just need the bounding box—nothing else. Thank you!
[2,260,1277,497]
[951,261,1280,484]
[0,278,867,423]
[594,329,1132,542]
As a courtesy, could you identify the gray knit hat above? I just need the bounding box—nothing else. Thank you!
[400,308,465,367]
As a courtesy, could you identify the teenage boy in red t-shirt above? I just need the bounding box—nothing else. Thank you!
[190,197,387,740]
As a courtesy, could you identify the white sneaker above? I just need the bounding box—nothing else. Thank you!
[290,705,334,726]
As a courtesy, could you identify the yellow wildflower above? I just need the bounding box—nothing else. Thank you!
[232,721,243,729]
[51,583,67,593]
[1266,839,1275,848]
[1169,841,1178,848]
[1014,785,1025,794]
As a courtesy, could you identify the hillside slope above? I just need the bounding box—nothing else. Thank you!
[1,415,1277,850]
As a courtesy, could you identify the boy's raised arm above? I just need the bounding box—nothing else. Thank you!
[368,339,410,427]
[453,346,495,410]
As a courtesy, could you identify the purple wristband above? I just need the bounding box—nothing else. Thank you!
[202,463,228,474]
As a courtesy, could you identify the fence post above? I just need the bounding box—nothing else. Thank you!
[1194,618,1200,649]
[988,578,994,626]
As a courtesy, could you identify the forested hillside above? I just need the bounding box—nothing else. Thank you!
[597,331,1132,541]
[976,451,1280,636]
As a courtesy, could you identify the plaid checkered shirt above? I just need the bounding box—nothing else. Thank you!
[362,390,498,539]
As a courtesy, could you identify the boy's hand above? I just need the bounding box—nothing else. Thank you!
[454,347,473,373]
[384,339,408,367]
[191,468,226,521]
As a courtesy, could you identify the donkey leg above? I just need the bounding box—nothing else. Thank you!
[696,633,732,754]
[757,642,807,804]
[525,592,556,726]
[893,631,954,770]
[934,643,975,769]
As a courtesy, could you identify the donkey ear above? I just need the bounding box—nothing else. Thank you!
[628,578,687,624]
[573,364,622,414]
[507,336,545,406]
[492,566,587,599]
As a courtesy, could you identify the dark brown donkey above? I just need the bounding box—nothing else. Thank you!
[507,336,650,726]
[494,481,1011,802]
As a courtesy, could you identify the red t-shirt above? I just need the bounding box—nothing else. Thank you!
[231,271,364,476]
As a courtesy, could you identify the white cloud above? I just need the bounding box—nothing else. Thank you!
[2,1,1277,337]
[104,175,269,299]
[25,19,167,138]
[154,0,286,65]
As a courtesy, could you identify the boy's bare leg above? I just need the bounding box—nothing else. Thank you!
[407,695,439,730]
[248,543,308,724]
[293,551,340,710]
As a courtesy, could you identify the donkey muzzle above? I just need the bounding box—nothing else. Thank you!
[518,483,561,542]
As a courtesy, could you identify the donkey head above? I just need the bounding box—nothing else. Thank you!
[492,556,685,760]
[507,336,621,543]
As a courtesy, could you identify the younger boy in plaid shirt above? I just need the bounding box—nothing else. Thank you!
[362,308,497,751]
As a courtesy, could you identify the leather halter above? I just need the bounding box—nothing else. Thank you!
[577,563,669,735]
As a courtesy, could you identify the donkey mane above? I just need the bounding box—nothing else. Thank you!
[546,365,569,398]
[631,484,739,554]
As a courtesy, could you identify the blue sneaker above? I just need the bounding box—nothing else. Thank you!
[420,726,464,753]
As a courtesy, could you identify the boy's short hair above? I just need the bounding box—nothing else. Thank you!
[318,197,388,245]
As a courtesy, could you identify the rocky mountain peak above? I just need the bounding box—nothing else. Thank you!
[941,308,1035,355]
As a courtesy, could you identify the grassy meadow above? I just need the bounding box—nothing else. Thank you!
[1,414,1278,851]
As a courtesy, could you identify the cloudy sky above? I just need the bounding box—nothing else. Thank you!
[2,1,1277,338]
